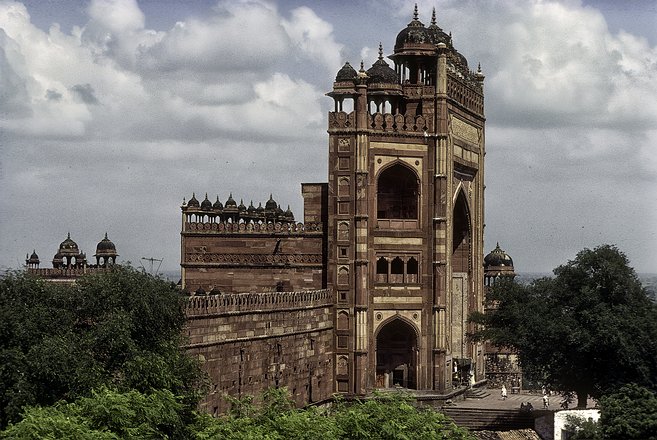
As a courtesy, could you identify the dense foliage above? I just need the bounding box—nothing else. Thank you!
[0,267,203,429]
[1,387,474,439]
[194,388,474,440]
[470,245,657,407]
[1,387,186,439]
[566,384,657,440]
[1,268,472,439]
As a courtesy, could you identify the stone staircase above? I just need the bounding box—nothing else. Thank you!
[442,407,535,431]
[465,387,492,399]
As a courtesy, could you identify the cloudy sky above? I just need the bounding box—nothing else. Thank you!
[1,0,656,275]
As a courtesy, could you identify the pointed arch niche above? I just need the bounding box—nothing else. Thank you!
[452,189,471,274]
[375,317,418,389]
[451,188,472,361]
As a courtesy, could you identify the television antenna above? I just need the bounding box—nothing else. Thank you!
[140,257,163,276]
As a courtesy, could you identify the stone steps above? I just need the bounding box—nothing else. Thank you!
[465,387,492,399]
[442,407,535,431]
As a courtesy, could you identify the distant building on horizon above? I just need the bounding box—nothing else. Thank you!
[25,232,118,283]
[483,243,521,390]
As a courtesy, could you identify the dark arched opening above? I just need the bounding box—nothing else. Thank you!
[376,257,388,283]
[375,318,417,389]
[452,190,471,273]
[377,164,418,220]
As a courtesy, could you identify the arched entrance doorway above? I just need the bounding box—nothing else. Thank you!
[375,318,417,389]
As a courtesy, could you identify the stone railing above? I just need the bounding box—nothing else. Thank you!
[184,253,322,265]
[27,267,111,277]
[447,73,484,115]
[186,289,332,316]
[328,110,433,133]
[183,221,322,234]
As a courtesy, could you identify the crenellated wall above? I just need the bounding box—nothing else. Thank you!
[184,289,334,414]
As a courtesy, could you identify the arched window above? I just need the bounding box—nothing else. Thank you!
[377,164,418,220]
[407,257,418,283]
[376,257,388,283]
[390,257,404,283]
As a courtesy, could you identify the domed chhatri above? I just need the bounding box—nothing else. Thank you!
[367,43,399,85]
[201,193,213,211]
[26,250,40,268]
[484,243,516,285]
[96,232,116,253]
[394,3,434,52]
[59,232,79,254]
[187,193,200,208]
[225,193,237,208]
[484,242,514,268]
[95,233,118,267]
[335,61,357,82]
[265,194,278,211]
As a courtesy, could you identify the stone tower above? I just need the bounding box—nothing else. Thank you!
[327,6,486,394]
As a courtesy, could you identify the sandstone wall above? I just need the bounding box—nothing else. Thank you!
[184,289,334,414]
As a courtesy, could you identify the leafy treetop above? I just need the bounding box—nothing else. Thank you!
[470,245,657,408]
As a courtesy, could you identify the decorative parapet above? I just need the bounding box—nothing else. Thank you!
[27,267,111,278]
[328,111,432,133]
[185,289,332,316]
[446,72,484,115]
[402,85,436,98]
[328,111,356,129]
[183,221,322,234]
[369,112,430,133]
[184,253,322,265]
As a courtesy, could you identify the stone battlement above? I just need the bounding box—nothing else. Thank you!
[186,289,332,316]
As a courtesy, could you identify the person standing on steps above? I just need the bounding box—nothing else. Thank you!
[543,393,549,409]
[501,384,508,400]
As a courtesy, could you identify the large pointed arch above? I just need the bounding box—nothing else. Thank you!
[452,187,471,273]
[374,316,418,389]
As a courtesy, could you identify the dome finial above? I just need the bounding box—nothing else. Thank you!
[378,42,384,59]
[104,232,108,239]
[431,7,436,25]
[67,232,70,239]
[413,3,419,20]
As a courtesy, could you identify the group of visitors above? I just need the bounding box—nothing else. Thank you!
[500,384,550,410]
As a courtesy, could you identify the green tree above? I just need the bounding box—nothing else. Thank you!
[1,387,189,439]
[0,267,204,428]
[470,245,657,407]
[597,383,657,440]
[195,388,474,440]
